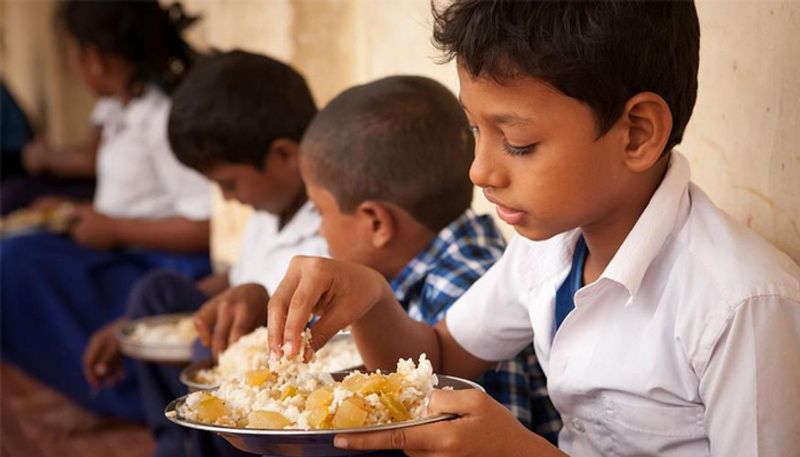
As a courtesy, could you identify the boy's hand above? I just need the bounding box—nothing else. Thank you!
[69,204,118,249]
[268,256,394,358]
[83,319,125,389]
[194,283,269,358]
[334,389,566,457]
[195,272,231,298]
[31,195,71,212]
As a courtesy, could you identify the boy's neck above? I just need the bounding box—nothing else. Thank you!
[380,220,437,281]
[277,190,308,231]
[114,77,145,107]
[581,156,670,285]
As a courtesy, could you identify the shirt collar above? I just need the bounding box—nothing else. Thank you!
[102,85,167,132]
[600,151,692,305]
[272,200,321,248]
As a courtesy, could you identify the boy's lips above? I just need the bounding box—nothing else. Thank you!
[485,193,526,225]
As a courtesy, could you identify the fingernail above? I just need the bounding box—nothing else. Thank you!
[333,437,348,448]
[286,341,295,356]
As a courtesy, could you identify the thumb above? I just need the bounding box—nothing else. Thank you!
[307,313,351,353]
[427,389,488,417]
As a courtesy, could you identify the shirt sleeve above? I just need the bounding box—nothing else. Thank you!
[89,97,119,127]
[698,295,800,456]
[446,235,535,362]
[228,214,262,287]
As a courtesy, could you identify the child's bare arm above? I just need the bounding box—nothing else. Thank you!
[23,128,101,178]
[108,217,210,252]
[69,205,210,252]
[267,256,496,379]
[82,318,126,389]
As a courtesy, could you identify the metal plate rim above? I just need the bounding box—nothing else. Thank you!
[179,358,218,390]
[116,313,196,362]
[165,374,484,436]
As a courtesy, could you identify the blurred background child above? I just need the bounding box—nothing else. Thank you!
[0,1,197,215]
[1,0,212,421]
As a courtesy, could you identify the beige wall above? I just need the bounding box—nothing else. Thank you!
[682,1,800,262]
[4,1,798,264]
[1,0,95,146]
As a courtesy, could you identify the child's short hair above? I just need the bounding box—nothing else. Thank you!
[60,0,198,93]
[301,76,474,232]
[433,0,700,152]
[168,50,317,171]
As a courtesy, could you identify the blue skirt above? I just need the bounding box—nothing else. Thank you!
[0,232,210,420]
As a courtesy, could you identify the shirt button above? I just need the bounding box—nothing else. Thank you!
[571,418,585,433]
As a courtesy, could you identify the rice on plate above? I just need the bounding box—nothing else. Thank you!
[130,315,197,345]
[177,331,438,430]
[194,327,362,386]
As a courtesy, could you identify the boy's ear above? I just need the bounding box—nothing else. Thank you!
[84,44,107,77]
[356,201,396,249]
[263,138,300,173]
[620,92,673,172]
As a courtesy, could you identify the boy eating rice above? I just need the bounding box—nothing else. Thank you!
[268,1,800,456]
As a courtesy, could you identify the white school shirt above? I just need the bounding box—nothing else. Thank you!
[447,152,800,456]
[228,201,328,294]
[91,86,211,220]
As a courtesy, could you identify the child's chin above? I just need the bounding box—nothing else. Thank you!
[513,225,563,242]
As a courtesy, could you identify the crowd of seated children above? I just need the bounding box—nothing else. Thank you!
[83,51,327,457]
[264,1,800,457]
[1,0,211,421]
[6,1,798,457]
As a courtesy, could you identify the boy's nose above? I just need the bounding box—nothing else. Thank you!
[469,143,505,189]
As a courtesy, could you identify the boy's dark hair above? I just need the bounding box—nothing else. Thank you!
[59,0,198,93]
[168,50,317,171]
[301,76,474,232]
[432,0,700,153]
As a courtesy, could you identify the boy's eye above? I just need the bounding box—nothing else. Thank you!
[502,141,536,156]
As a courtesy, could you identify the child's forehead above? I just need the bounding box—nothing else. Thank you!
[457,69,574,120]
[202,160,252,177]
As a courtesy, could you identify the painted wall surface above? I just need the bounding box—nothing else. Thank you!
[681,1,800,262]
[1,1,96,145]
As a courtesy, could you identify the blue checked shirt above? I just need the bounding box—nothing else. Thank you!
[389,209,563,444]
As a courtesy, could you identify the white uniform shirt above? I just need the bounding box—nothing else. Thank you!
[91,86,211,220]
[229,201,328,294]
[447,152,800,456]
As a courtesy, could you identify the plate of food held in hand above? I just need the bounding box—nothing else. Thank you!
[117,313,198,363]
[166,331,483,457]
[180,326,363,391]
